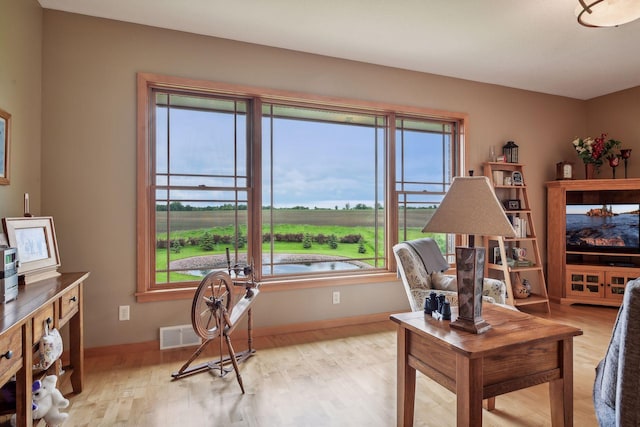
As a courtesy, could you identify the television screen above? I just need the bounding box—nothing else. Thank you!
[566,204,640,252]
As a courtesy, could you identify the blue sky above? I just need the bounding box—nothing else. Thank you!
[566,204,639,215]
[158,106,446,209]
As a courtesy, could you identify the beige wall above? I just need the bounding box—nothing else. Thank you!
[586,86,640,178]
[7,6,632,348]
[0,0,42,218]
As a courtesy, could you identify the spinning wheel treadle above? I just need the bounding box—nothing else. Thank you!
[171,267,259,393]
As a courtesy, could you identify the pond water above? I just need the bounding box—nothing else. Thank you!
[187,260,365,278]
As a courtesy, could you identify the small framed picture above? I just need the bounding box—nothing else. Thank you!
[503,199,521,210]
[2,216,61,283]
[512,171,524,185]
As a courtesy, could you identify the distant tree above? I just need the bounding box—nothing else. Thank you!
[344,202,351,210]
[169,201,186,211]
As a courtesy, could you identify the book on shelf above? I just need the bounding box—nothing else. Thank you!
[496,257,534,268]
[507,215,528,238]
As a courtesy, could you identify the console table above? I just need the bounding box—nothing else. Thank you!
[0,272,88,426]
[391,305,582,426]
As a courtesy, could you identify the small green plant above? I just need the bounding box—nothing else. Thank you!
[200,232,215,251]
[358,239,367,254]
[234,233,246,249]
[170,240,182,254]
[328,234,338,249]
[302,233,313,249]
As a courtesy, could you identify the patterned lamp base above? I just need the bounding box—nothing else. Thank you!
[450,246,492,334]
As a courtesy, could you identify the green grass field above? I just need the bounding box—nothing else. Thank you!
[155,209,441,283]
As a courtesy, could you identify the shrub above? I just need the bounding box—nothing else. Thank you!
[358,239,367,254]
[200,232,215,251]
[235,233,246,249]
[328,234,338,249]
[340,234,362,244]
[302,233,313,249]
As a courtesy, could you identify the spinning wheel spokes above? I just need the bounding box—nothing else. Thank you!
[191,271,235,340]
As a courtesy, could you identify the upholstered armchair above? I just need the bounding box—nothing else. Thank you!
[593,278,640,426]
[393,239,508,312]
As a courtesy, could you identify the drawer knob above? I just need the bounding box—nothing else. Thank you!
[46,317,52,325]
[70,296,77,302]
[1,350,13,360]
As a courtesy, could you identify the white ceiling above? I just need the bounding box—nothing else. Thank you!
[38,0,640,100]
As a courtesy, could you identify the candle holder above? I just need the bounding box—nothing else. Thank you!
[608,154,620,179]
[620,149,632,178]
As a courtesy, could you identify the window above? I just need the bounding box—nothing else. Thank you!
[137,74,464,300]
[395,117,459,261]
[260,104,386,276]
[152,92,249,286]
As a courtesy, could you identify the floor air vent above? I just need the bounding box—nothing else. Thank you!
[160,324,202,350]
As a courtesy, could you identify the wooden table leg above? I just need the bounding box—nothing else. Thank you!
[397,326,416,427]
[456,354,483,427]
[483,397,496,411]
[549,338,574,427]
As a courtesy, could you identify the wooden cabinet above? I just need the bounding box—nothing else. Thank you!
[547,178,640,306]
[0,272,88,426]
[564,265,637,305]
[483,163,550,311]
[605,269,637,301]
[565,266,604,299]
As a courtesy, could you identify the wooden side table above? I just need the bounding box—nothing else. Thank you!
[391,304,582,427]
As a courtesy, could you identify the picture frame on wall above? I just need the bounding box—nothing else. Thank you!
[2,216,61,284]
[0,107,10,185]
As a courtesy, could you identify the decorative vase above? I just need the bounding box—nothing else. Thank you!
[585,163,596,179]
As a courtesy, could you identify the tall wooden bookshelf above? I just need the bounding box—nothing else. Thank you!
[483,162,550,312]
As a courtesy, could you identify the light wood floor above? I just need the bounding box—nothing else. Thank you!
[29,303,622,426]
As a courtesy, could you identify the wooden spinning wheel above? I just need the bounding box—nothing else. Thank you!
[191,272,234,340]
[172,268,259,393]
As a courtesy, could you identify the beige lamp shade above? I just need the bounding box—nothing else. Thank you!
[422,176,516,238]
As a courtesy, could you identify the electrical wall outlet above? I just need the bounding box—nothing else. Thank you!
[119,305,130,321]
[332,291,340,304]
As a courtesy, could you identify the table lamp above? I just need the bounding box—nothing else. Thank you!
[422,176,516,333]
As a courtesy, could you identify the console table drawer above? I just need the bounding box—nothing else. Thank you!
[0,325,22,384]
[32,304,55,345]
[59,286,80,324]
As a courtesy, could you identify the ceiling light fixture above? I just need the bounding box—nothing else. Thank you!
[576,0,640,27]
